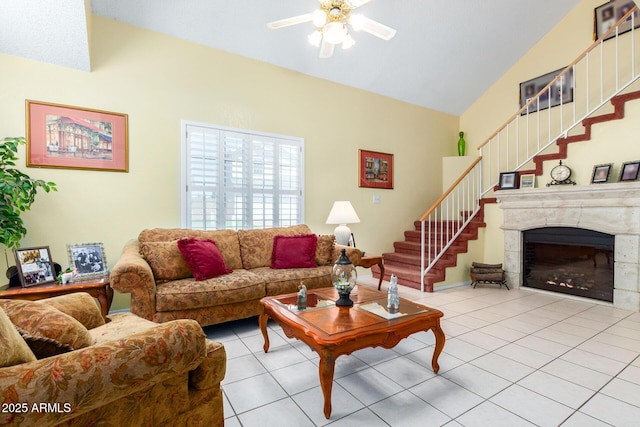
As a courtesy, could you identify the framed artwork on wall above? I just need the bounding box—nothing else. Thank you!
[67,242,108,280]
[519,67,574,115]
[359,149,394,189]
[13,246,56,287]
[26,100,129,172]
[594,0,639,41]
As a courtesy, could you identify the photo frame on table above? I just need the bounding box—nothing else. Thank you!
[591,163,613,183]
[359,149,394,189]
[594,0,639,41]
[498,172,519,190]
[13,246,56,287]
[26,100,129,172]
[619,161,640,182]
[519,67,574,115]
[519,173,536,189]
[67,242,108,280]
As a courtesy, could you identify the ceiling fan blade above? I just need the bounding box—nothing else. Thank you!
[319,38,335,58]
[350,15,396,40]
[349,0,373,8]
[267,13,314,30]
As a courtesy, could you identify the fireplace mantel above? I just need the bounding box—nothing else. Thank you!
[498,182,640,311]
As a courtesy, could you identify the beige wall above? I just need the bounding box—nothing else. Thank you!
[0,16,458,309]
[458,0,640,272]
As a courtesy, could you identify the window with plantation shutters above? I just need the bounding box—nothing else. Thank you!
[182,121,304,230]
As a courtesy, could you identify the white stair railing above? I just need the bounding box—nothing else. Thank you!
[419,157,481,292]
[478,7,640,195]
[419,6,640,292]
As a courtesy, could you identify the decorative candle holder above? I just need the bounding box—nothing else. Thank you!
[332,249,357,307]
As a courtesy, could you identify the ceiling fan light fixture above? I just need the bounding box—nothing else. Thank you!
[308,30,322,47]
[323,21,347,44]
[312,9,327,27]
[348,13,365,31]
[342,33,355,50]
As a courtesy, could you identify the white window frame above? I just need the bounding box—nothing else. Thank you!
[181,120,305,230]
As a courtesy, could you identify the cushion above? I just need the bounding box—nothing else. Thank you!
[238,224,312,269]
[271,234,318,269]
[0,307,36,367]
[140,240,193,281]
[177,238,233,281]
[0,299,94,359]
[42,292,105,330]
[315,235,336,266]
[139,228,243,270]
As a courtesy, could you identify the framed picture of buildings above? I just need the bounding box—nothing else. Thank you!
[595,0,640,41]
[359,149,393,189]
[26,100,129,172]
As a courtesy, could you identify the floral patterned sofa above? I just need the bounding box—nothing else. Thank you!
[0,292,225,426]
[110,224,362,327]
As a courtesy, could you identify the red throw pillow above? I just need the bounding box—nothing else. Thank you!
[271,234,318,269]
[177,238,233,281]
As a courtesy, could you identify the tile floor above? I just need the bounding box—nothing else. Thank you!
[203,278,640,426]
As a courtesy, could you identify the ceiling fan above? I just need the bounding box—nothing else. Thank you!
[267,0,397,58]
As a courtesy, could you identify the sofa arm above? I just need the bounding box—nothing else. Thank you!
[0,319,207,426]
[109,240,157,321]
[189,339,227,390]
[333,244,363,266]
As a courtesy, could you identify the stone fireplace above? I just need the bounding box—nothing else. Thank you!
[497,182,640,311]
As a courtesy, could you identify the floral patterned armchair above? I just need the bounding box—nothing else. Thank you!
[0,292,225,426]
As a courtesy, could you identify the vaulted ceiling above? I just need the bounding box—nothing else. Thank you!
[0,0,584,115]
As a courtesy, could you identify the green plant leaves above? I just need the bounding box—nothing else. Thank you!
[0,136,57,248]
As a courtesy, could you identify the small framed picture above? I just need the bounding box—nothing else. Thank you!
[13,246,57,287]
[359,149,393,189]
[498,172,519,190]
[591,163,612,184]
[519,173,535,189]
[619,161,640,182]
[67,242,108,280]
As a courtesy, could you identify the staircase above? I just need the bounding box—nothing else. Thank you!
[374,7,640,292]
[373,199,493,291]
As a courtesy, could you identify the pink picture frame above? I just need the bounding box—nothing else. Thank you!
[359,149,394,189]
[26,100,129,172]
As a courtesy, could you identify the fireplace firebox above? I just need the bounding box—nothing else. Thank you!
[522,227,614,302]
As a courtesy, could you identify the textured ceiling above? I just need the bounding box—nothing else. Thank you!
[0,0,584,116]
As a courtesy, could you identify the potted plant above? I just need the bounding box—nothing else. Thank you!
[0,136,57,280]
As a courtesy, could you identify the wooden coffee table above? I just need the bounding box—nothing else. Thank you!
[259,286,445,419]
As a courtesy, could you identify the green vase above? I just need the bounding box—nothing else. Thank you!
[457,131,466,156]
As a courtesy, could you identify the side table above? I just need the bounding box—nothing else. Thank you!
[0,276,113,318]
[357,255,385,290]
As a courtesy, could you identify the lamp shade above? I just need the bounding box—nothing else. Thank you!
[326,201,360,225]
[326,201,360,246]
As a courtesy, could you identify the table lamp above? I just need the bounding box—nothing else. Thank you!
[326,201,360,246]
